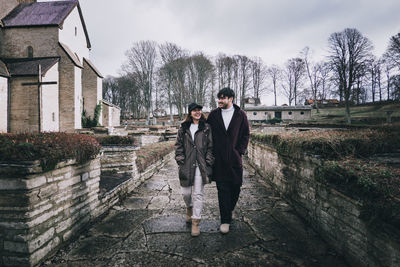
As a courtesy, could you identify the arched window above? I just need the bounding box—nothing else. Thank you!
[300,111,304,115]
[253,112,257,115]
[75,26,77,36]
[288,111,292,115]
[27,46,33,58]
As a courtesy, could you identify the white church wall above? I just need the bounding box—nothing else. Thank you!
[59,7,89,63]
[97,76,103,125]
[0,77,8,133]
[74,66,82,129]
[41,63,59,132]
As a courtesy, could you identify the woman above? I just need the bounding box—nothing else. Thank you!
[175,102,214,237]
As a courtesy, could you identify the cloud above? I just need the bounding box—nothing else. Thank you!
[81,0,400,80]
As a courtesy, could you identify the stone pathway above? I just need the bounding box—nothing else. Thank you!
[42,158,348,266]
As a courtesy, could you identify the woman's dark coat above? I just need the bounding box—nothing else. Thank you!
[175,119,214,187]
[206,104,250,185]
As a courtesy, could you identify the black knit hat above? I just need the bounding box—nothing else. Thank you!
[188,102,203,113]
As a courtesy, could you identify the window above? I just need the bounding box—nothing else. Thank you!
[75,26,77,36]
[52,112,55,121]
[300,111,304,115]
[253,112,257,115]
[264,112,267,115]
[288,111,292,115]
[27,46,33,58]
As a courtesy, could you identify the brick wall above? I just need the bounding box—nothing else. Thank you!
[248,140,400,267]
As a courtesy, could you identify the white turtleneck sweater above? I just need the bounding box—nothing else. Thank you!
[221,105,234,130]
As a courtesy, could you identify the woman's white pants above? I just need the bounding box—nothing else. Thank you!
[181,167,204,219]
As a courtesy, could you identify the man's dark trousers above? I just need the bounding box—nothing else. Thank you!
[216,181,241,224]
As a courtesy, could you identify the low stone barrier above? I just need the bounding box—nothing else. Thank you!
[98,148,174,215]
[129,134,163,147]
[248,140,400,267]
[0,148,174,266]
[0,157,101,266]
[101,146,138,177]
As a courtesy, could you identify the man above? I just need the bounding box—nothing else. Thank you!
[207,87,250,234]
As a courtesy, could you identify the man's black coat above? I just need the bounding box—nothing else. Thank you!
[206,104,250,185]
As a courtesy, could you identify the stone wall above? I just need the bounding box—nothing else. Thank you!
[58,47,81,132]
[9,77,39,132]
[246,109,311,121]
[0,77,7,133]
[0,147,174,266]
[248,140,400,267]
[98,149,174,215]
[82,60,100,121]
[0,157,101,266]
[102,103,121,128]
[0,27,59,59]
[101,146,138,177]
[129,134,163,146]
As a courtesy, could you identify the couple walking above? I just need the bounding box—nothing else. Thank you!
[175,87,250,237]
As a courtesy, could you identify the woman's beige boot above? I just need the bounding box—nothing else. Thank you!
[186,207,193,223]
[191,219,200,237]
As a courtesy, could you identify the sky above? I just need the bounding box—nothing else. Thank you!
[79,0,400,105]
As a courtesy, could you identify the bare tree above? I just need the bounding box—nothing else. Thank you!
[282,57,305,106]
[384,61,394,100]
[123,40,157,123]
[215,54,236,89]
[327,28,373,124]
[250,57,268,101]
[103,75,119,104]
[170,57,188,119]
[235,55,252,108]
[368,57,380,102]
[318,62,332,100]
[186,53,214,105]
[267,65,281,106]
[384,32,400,70]
[302,47,323,112]
[390,74,400,100]
[159,42,186,121]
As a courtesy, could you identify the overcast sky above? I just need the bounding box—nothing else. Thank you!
[80,0,400,104]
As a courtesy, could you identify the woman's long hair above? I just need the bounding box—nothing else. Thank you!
[183,112,206,124]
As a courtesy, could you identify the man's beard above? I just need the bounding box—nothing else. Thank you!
[219,102,228,109]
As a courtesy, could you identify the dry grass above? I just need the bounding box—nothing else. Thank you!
[135,141,175,172]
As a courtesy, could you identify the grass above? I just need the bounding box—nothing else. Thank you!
[309,102,400,125]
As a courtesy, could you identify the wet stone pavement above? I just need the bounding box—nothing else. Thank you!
[42,158,348,266]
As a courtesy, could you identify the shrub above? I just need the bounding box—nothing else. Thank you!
[82,102,102,128]
[251,129,400,159]
[267,117,282,124]
[95,135,136,146]
[315,159,400,225]
[0,133,101,171]
[252,129,400,226]
[135,141,174,172]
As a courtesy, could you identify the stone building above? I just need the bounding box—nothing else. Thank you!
[0,60,9,132]
[0,0,116,133]
[102,100,121,128]
[245,105,312,122]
